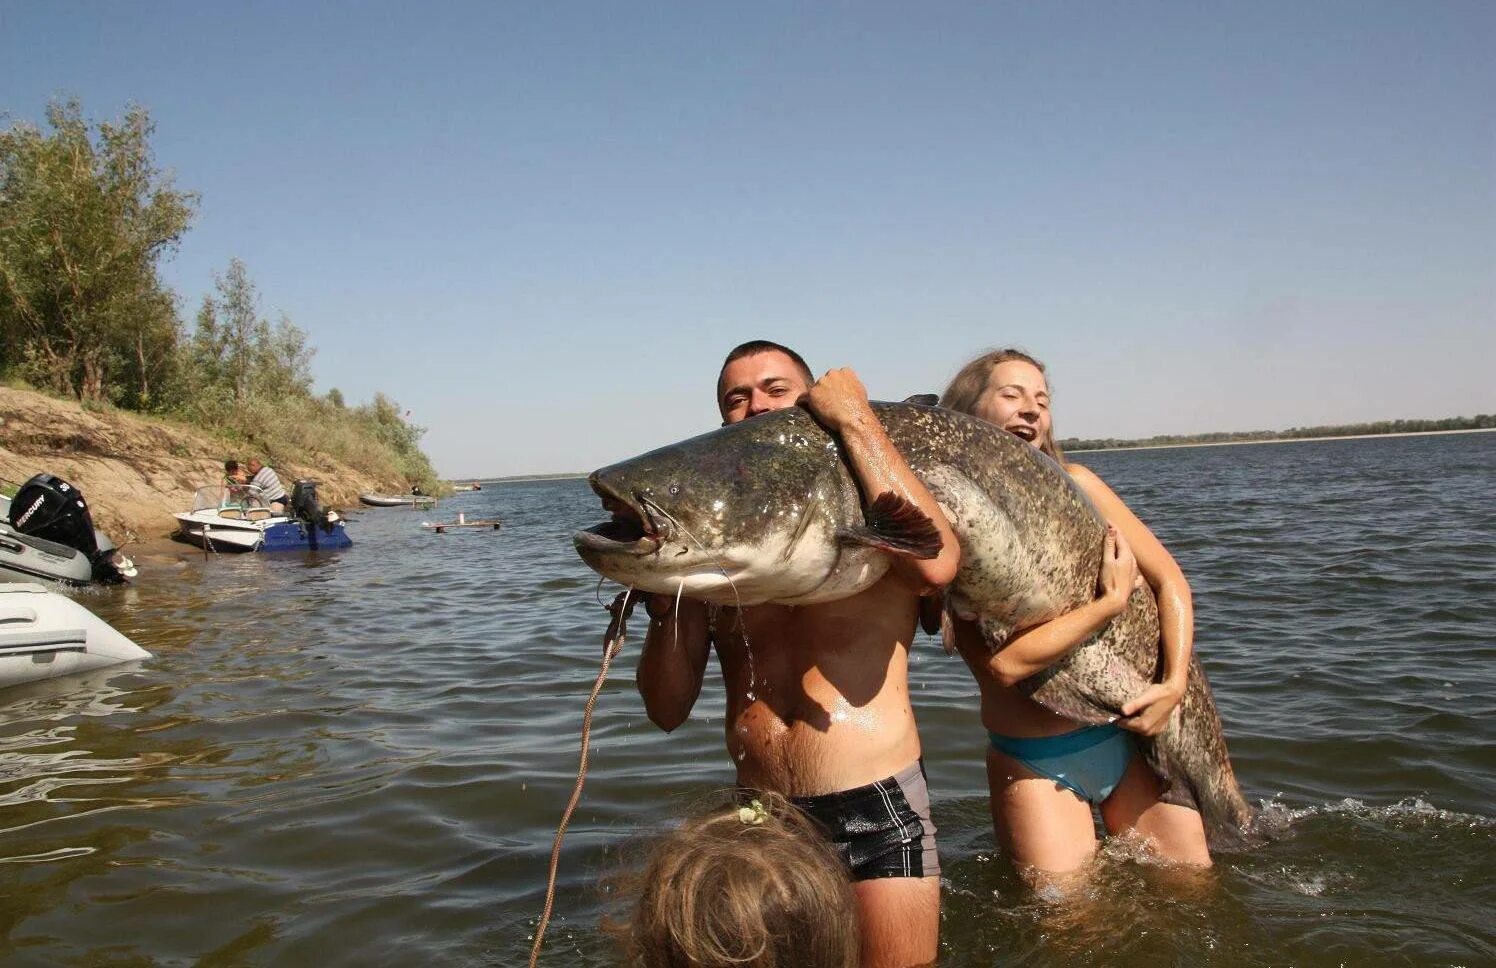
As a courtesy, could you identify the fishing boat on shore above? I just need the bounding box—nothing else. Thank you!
[0,475,136,586]
[359,493,436,508]
[175,481,352,552]
[0,582,151,689]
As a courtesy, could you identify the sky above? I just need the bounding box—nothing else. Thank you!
[3,2,1492,477]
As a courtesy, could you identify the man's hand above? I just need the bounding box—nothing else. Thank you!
[800,368,876,434]
[1119,681,1185,736]
[603,590,638,649]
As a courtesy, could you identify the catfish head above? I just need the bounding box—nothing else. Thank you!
[572,407,941,606]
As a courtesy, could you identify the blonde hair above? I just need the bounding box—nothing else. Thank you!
[611,791,858,968]
[941,347,1066,462]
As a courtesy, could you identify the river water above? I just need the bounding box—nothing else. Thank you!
[0,433,1491,966]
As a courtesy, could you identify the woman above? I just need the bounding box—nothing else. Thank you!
[941,348,1210,878]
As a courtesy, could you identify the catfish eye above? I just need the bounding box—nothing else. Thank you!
[668,483,681,496]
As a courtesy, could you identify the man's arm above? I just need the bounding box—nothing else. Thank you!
[801,369,961,594]
[635,593,712,732]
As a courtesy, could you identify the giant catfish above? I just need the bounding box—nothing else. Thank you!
[573,401,1255,842]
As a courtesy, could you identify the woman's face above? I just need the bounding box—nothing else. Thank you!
[973,360,1051,448]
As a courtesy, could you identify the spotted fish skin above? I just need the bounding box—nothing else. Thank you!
[573,402,1254,841]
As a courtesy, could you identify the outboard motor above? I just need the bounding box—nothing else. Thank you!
[8,473,132,582]
[290,479,338,534]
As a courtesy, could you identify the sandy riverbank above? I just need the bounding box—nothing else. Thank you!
[0,386,408,542]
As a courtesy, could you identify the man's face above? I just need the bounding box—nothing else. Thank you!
[717,351,812,425]
[247,460,262,475]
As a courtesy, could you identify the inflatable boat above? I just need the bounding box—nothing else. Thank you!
[0,583,151,689]
[359,493,435,508]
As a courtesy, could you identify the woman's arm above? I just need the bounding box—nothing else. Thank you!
[1067,464,1195,736]
[983,526,1140,686]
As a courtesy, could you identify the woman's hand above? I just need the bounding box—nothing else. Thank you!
[1097,525,1143,613]
[1120,681,1185,736]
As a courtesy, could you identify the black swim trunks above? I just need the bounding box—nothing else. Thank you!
[788,759,940,881]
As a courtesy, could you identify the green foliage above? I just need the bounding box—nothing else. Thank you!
[0,99,195,406]
[174,258,314,421]
[0,98,440,492]
[171,261,437,491]
[1058,414,1496,452]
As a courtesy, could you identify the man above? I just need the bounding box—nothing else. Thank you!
[245,457,288,512]
[222,459,250,506]
[632,340,960,968]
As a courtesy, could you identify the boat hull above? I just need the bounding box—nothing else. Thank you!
[0,583,151,690]
[359,493,432,507]
[262,520,353,551]
[0,522,96,585]
[175,513,353,552]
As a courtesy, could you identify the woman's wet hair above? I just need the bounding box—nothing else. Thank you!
[941,347,1066,462]
[607,790,858,968]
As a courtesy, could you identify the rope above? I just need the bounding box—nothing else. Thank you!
[528,589,634,967]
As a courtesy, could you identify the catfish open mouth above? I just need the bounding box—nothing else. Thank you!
[573,477,664,554]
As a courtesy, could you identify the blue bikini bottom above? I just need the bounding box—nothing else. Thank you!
[987,723,1135,805]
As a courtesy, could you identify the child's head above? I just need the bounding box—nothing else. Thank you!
[617,791,858,968]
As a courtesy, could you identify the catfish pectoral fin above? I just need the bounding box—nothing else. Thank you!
[838,492,942,559]
[977,615,1012,653]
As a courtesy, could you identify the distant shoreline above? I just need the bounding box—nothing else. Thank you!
[464,427,1496,481]
[1067,426,1496,455]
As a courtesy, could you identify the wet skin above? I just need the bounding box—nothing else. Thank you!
[635,349,954,968]
[955,358,1212,874]
[637,352,953,793]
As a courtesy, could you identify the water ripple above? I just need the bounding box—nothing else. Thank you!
[0,440,1490,964]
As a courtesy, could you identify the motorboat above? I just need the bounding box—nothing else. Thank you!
[0,474,136,586]
[0,582,151,689]
[359,492,435,508]
[174,480,352,552]
[452,482,482,492]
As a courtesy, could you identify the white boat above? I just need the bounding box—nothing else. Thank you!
[174,484,284,550]
[359,492,435,508]
[174,482,352,552]
[0,582,151,689]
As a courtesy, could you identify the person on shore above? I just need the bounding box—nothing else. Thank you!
[939,348,1211,881]
[611,791,859,968]
[627,340,960,968]
[245,458,288,512]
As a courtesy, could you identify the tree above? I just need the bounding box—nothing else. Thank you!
[178,258,314,416]
[0,99,196,403]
